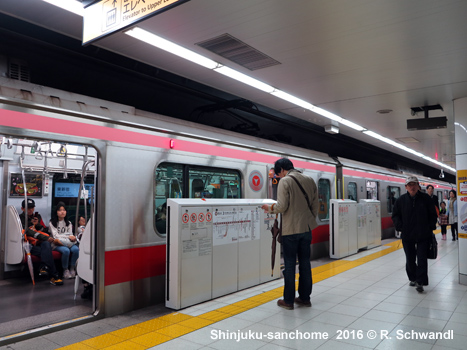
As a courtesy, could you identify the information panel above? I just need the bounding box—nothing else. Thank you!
[83,0,189,45]
[166,198,279,310]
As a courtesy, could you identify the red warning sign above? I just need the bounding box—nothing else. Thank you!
[182,213,189,223]
[190,213,197,223]
[198,213,205,222]
[206,212,212,222]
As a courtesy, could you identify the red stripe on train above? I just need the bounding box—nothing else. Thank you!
[0,109,334,173]
[105,245,166,286]
[382,216,394,230]
[312,224,329,244]
[343,168,405,183]
[104,217,394,286]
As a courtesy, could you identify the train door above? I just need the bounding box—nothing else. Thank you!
[0,138,98,340]
[437,190,443,205]
[366,180,379,200]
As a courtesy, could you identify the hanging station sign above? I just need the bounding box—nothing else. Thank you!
[83,0,189,45]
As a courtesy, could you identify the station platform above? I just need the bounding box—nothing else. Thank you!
[1,232,465,350]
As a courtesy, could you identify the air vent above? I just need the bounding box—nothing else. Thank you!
[9,59,30,82]
[196,34,280,71]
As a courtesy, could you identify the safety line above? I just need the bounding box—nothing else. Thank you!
[59,237,411,349]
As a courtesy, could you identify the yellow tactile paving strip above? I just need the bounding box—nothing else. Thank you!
[59,236,420,349]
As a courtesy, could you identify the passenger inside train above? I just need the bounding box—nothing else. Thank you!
[20,198,63,286]
[49,202,79,279]
[1,137,96,337]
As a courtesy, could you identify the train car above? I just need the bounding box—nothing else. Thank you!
[0,79,454,341]
[339,158,452,239]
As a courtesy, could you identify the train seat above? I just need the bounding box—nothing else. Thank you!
[29,251,62,264]
[6,205,61,270]
[6,205,25,265]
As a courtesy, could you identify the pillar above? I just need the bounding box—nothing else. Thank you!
[453,98,467,285]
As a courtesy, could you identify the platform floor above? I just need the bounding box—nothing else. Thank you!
[1,232,465,350]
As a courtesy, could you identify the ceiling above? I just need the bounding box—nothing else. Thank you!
[1,0,466,176]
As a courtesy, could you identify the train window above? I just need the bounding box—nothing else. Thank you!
[366,181,379,200]
[154,162,242,234]
[155,163,184,234]
[318,179,331,221]
[387,186,400,213]
[347,182,357,201]
[188,166,241,199]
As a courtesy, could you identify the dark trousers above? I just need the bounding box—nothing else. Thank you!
[441,225,447,235]
[402,239,429,285]
[30,241,57,276]
[451,223,458,240]
[282,230,312,304]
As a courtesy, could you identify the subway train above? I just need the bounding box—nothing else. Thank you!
[0,79,453,341]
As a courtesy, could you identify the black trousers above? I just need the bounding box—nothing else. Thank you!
[402,239,429,285]
[30,241,57,276]
[451,223,458,240]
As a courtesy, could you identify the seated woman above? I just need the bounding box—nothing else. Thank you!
[49,202,79,279]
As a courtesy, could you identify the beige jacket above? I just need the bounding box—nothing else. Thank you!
[269,169,319,236]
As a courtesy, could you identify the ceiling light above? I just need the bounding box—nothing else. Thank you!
[310,106,342,123]
[213,66,275,93]
[270,90,315,110]
[363,130,455,172]
[42,0,83,16]
[35,7,454,173]
[338,119,367,132]
[125,28,218,69]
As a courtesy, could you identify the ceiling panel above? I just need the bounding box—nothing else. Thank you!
[1,0,466,176]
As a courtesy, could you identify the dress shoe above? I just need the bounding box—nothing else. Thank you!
[277,299,294,310]
[294,297,311,307]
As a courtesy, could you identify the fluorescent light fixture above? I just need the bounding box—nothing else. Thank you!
[36,6,456,174]
[125,28,218,69]
[363,130,455,172]
[338,119,367,132]
[42,0,83,16]
[271,90,315,110]
[310,106,342,123]
[214,66,275,93]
